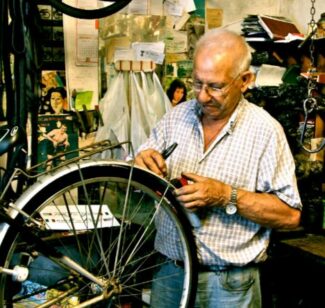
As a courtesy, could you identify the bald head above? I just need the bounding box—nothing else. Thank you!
[194,29,252,77]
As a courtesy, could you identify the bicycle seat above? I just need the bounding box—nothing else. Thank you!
[0,125,25,156]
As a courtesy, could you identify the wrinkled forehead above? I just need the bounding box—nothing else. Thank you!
[193,49,235,78]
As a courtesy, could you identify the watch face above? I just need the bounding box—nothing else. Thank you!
[226,203,237,215]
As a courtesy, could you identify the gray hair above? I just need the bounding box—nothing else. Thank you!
[194,28,252,77]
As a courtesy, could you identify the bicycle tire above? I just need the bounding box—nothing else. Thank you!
[0,160,198,307]
[46,0,132,19]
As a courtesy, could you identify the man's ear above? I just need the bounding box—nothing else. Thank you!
[240,71,255,92]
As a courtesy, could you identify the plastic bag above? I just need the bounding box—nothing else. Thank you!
[140,71,172,132]
[130,72,150,151]
[95,72,129,158]
[96,70,171,155]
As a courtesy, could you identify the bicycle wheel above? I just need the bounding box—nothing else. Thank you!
[46,0,132,19]
[0,160,197,307]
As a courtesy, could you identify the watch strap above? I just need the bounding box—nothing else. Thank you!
[225,186,238,215]
[230,186,237,205]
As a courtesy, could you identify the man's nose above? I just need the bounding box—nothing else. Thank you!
[196,85,212,102]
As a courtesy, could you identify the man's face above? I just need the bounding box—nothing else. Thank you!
[193,49,243,120]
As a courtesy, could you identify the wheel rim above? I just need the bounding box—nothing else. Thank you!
[0,163,197,307]
[46,0,132,19]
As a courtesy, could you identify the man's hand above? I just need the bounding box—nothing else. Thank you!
[134,149,167,177]
[174,172,230,210]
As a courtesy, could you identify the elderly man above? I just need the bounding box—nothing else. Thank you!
[135,28,302,307]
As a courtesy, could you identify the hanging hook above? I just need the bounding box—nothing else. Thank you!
[300,96,325,153]
[303,96,318,115]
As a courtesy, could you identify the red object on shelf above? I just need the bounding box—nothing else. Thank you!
[300,72,325,84]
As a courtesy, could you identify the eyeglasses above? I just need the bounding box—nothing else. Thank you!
[193,73,242,97]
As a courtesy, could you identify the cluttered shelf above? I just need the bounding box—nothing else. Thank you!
[247,37,325,66]
[242,14,325,72]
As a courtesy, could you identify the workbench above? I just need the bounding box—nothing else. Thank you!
[261,230,325,308]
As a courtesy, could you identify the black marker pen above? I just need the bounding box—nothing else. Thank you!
[161,142,178,159]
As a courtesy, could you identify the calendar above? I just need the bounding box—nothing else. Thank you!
[75,19,98,66]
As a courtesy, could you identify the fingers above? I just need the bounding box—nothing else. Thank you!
[181,172,204,183]
[174,176,222,209]
[174,184,204,209]
[135,149,167,177]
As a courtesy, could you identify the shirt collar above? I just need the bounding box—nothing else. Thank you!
[227,97,245,134]
[192,97,245,134]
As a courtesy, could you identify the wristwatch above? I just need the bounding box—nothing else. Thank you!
[225,186,237,215]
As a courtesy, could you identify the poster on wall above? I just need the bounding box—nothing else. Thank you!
[37,114,78,172]
[40,71,69,114]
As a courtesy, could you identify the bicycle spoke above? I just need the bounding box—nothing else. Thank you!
[0,162,197,307]
[77,165,111,276]
[122,185,170,271]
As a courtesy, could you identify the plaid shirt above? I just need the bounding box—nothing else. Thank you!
[137,98,302,266]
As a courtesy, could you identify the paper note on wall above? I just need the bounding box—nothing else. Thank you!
[165,30,188,53]
[206,8,223,29]
[63,0,98,110]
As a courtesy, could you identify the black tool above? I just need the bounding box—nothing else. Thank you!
[161,142,187,187]
[170,176,188,188]
[161,142,178,159]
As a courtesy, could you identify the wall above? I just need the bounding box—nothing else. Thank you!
[207,0,325,34]
[207,0,279,32]
[207,0,279,29]
[279,0,325,34]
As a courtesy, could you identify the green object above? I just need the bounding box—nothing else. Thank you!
[282,65,300,85]
[75,91,93,111]
[193,0,205,18]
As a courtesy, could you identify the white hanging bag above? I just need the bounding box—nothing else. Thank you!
[130,72,150,151]
[140,71,172,132]
[95,72,130,157]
